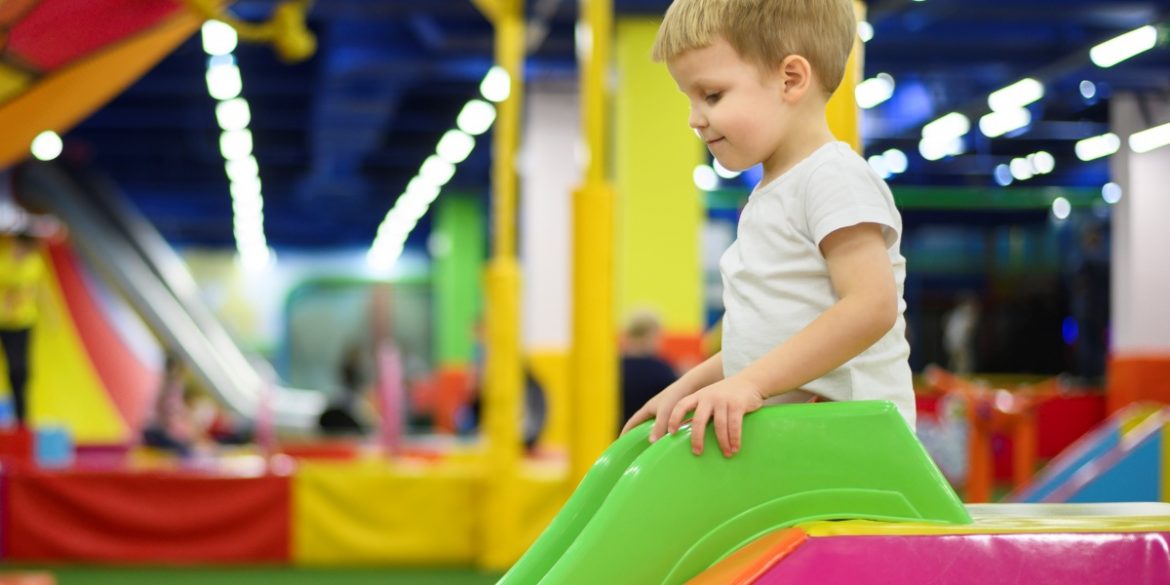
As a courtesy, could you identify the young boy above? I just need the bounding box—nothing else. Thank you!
[621,0,914,458]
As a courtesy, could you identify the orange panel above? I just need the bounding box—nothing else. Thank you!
[1108,354,1170,414]
[686,528,808,585]
[661,332,704,370]
[435,367,472,432]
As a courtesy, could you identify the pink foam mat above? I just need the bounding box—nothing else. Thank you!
[756,532,1170,584]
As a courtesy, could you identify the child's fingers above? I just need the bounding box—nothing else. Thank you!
[650,407,671,442]
[621,410,648,436]
[714,403,731,456]
[666,395,694,435]
[729,407,743,454]
[690,402,711,455]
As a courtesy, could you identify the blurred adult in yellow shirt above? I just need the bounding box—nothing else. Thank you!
[0,231,47,428]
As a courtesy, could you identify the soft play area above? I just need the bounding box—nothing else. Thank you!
[2,0,1170,584]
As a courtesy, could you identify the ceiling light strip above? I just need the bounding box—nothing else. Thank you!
[202,20,269,268]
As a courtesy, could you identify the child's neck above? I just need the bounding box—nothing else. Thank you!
[759,103,836,186]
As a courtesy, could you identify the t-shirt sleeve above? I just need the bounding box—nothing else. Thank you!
[804,159,900,248]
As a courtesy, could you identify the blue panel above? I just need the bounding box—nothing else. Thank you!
[1069,432,1162,503]
[1012,426,1121,503]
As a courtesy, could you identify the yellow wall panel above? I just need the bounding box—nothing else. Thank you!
[614,18,704,335]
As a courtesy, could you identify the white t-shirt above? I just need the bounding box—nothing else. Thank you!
[719,141,915,427]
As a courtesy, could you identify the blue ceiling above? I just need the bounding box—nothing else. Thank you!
[59,0,1170,249]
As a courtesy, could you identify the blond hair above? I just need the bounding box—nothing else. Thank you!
[652,0,856,94]
[624,309,663,342]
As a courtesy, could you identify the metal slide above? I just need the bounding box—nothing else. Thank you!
[19,161,324,431]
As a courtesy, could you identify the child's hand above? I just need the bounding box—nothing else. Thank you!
[666,376,765,457]
[621,380,698,443]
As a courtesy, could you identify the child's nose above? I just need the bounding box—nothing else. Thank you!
[688,107,707,130]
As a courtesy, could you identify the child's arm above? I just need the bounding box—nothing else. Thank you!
[666,223,898,457]
[621,351,724,442]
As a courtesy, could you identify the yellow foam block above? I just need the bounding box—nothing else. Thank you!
[292,454,571,567]
[293,458,481,566]
[801,502,1170,537]
[483,459,573,566]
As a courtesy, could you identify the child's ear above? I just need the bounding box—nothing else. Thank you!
[779,55,812,101]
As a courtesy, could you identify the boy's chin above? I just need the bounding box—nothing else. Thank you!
[714,159,750,173]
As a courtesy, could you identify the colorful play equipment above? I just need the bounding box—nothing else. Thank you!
[5,399,1169,582]
[725,503,1170,584]
[919,366,1107,502]
[498,401,1170,584]
[0,0,314,169]
[1009,402,1167,504]
[0,236,157,445]
[0,0,201,168]
[20,162,327,430]
[9,1,1161,580]
[499,401,969,584]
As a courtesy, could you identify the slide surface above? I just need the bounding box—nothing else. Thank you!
[499,401,970,585]
[20,163,324,430]
[1010,403,1165,503]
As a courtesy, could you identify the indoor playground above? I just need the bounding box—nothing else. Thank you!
[1,0,1169,584]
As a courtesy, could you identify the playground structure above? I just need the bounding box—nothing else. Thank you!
[1009,402,1168,504]
[18,163,326,432]
[3,1,1170,581]
[8,398,1168,583]
[918,366,1111,502]
[498,401,1170,584]
[0,163,573,567]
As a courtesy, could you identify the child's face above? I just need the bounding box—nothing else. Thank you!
[667,36,791,173]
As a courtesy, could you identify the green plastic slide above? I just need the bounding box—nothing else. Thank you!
[497,400,971,585]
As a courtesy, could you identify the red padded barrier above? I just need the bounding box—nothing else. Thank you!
[3,470,290,563]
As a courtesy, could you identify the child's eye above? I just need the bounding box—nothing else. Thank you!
[705,92,722,104]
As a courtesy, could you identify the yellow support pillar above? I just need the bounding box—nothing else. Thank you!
[569,0,618,484]
[474,0,527,571]
[826,1,865,151]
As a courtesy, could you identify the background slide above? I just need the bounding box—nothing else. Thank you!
[19,161,325,431]
[1010,403,1165,504]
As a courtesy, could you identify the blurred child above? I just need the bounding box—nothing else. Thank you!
[0,231,48,429]
[943,292,980,375]
[141,354,197,456]
[620,311,678,428]
[318,345,368,436]
[623,0,914,457]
